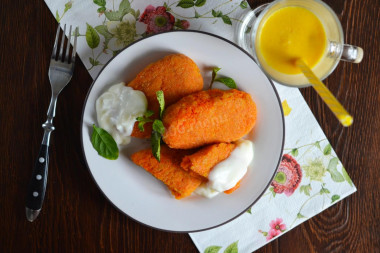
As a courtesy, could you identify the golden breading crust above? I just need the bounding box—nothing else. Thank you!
[162,89,257,149]
[131,146,202,199]
[181,143,236,180]
[127,54,203,138]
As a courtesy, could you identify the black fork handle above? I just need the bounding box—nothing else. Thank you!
[26,144,49,221]
[26,118,54,222]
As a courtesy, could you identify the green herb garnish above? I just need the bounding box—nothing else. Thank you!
[214,77,237,89]
[136,110,154,132]
[209,67,221,89]
[91,124,119,160]
[151,131,162,162]
[209,67,237,89]
[156,90,165,119]
[151,91,166,162]
[136,91,166,162]
[152,119,165,135]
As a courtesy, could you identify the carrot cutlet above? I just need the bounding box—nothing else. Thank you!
[162,89,257,149]
[127,54,203,138]
[181,143,236,180]
[131,145,202,199]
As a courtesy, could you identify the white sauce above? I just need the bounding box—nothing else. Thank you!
[96,82,147,145]
[195,139,254,198]
[194,185,220,198]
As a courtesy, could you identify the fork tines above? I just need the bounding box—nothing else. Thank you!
[51,24,78,63]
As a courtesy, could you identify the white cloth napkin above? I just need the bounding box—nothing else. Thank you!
[43,1,356,252]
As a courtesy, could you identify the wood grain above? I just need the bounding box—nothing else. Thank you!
[0,0,379,252]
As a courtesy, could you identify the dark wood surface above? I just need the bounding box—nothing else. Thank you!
[1,0,379,252]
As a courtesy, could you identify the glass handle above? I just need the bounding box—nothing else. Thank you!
[341,44,364,63]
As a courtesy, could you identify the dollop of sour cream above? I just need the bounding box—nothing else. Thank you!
[195,139,254,198]
[96,82,147,145]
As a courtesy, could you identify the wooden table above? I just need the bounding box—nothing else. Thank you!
[1,0,379,252]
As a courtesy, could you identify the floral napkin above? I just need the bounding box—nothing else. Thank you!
[43,0,356,252]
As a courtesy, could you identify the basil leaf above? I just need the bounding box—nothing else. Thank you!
[91,124,119,160]
[215,77,237,89]
[156,90,165,119]
[152,120,165,135]
[151,131,161,162]
[209,68,237,89]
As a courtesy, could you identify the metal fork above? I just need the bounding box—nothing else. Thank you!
[26,24,78,222]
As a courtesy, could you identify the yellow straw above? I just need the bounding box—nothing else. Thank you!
[296,59,353,127]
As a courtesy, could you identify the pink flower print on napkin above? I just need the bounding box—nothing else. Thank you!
[271,154,302,196]
[266,229,281,241]
[270,218,286,232]
[139,5,175,34]
[259,218,287,241]
[181,20,190,29]
[175,19,190,29]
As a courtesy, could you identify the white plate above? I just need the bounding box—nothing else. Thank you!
[81,31,284,232]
